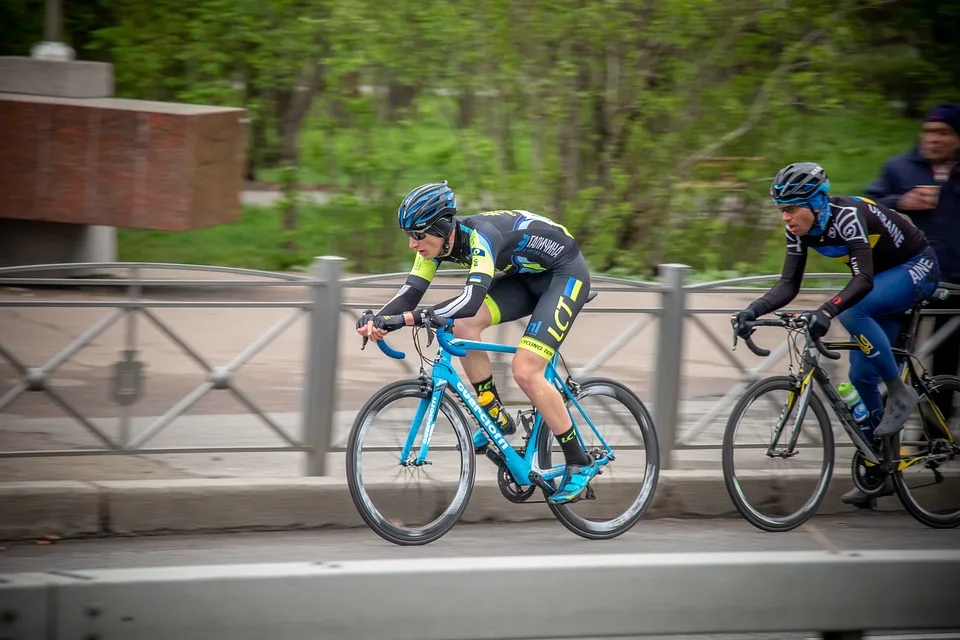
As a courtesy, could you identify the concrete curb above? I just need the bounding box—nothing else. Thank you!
[0,470,926,541]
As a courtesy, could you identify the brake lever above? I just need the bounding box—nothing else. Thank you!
[359,309,374,351]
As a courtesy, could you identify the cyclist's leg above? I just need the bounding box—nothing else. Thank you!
[838,268,921,506]
[847,316,904,432]
[457,273,536,438]
[509,254,598,502]
[837,249,939,439]
[874,250,940,436]
[450,292,495,386]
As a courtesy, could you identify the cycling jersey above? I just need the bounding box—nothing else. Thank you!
[378,209,590,360]
[750,195,931,318]
[378,209,580,320]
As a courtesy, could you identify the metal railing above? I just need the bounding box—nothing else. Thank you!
[2,549,959,639]
[334,263,959,469]
[0,259,343,475]
[1,259,957,473]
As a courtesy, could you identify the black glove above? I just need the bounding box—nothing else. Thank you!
[356,310,376,331]
[732,308,757,339]
[373,314,406,332]
[802,308,832,340]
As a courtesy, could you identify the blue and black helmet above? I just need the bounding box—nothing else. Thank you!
[771,162,832,234]
[770,162,830,205]
[397,180,457,236]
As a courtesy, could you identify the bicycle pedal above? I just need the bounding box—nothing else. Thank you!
[584,485,596,500]
[527,471,556,496]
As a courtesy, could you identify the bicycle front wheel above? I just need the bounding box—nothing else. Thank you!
[887,374,960,529]
[537,377,660,540]
[722,375,834,532]
[345,379,476,545]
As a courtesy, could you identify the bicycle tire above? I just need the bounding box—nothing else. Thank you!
[721,375,834,532]
[536,377,660,540]
[887,374,960,529]
[345,379,476,545]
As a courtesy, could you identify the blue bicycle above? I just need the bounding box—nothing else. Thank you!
[345,303,660,545]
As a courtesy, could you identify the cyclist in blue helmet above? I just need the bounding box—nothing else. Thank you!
[733,162,941,508]
[356,180,604,505]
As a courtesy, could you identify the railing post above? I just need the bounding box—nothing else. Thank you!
[302,255,345,476]
[652,263,689,470]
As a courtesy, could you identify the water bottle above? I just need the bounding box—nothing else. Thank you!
[838,382,869,436]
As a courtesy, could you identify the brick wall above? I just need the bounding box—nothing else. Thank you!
[0,94,248,231]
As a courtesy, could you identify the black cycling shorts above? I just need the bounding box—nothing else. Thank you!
[481,252,591,361]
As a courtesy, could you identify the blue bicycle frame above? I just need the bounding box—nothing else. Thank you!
[373,320,613,487]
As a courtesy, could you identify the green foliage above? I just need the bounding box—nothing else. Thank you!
[10,0,959,278]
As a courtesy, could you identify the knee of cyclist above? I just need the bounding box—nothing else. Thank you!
[452,318,482,340]
[511,357,545,392]
[836,307,865,331]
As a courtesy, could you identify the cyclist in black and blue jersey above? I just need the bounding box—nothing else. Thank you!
[733,162,941,506]
[356,180,602,504]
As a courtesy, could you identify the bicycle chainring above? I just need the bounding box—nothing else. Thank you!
[497,461,536,503]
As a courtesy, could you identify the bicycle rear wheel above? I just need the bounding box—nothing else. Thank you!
[345,379,476,545]
[722,375,834,532]
[536,377,660,540]
[886,374,960,529]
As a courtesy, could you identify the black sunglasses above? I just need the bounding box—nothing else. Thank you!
[405,227,440,240]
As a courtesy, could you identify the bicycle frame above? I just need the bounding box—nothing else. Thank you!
[374,323,612,487]
[748,325,953,470]
[787,346,884,465]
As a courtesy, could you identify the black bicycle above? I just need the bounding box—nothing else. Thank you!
[721,288,959,532]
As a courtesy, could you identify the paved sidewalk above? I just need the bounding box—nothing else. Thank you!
[0,271,856,482]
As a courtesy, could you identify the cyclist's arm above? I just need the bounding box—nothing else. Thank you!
[746,232,807,316]
[376,255,439,316]
[419,227,499,321]
[819,208,874,317]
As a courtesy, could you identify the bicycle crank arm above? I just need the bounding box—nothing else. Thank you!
[527,471,556,496]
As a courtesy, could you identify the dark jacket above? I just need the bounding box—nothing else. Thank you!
[865,146,960,283]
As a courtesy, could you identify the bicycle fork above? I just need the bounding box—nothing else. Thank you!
[399,379,447,466]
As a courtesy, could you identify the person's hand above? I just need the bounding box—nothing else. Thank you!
[373,314,406,334]
[356,310,389,341]
[731,308,757,339]
[356,311,374,336]
[897,186,939,211]
[801,308,832,340]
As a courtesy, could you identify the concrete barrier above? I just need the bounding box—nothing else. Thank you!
[0,481,100,539]
[0,470,942,540]
[94,477,364,534]
[2,550,959,639]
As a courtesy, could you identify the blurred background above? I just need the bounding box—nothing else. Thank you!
[3,0,958,278]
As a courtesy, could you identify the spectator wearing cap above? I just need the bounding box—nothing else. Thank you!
[865,103,960,420]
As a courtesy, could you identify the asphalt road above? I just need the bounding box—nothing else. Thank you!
[2,516,958,640]
[3,514,958,573]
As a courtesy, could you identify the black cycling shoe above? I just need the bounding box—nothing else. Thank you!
[841,476,895,510]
